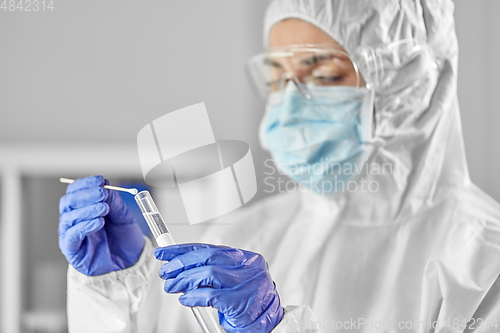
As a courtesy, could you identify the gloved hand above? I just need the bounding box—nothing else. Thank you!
[154,244,284,333]
[59,175,145,276]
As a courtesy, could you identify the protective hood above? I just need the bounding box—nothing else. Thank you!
[262,0,468,224]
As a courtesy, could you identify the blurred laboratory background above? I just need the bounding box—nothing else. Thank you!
[0,1,498,332]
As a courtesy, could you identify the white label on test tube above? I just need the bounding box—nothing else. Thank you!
[156,233,176,247]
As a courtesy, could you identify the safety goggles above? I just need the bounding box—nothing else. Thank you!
[247,44,365,99]
[247,41,427,99]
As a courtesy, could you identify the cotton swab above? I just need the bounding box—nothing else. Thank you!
[59,178,139,195]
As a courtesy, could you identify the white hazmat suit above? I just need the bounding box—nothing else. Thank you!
[67,0,500,332]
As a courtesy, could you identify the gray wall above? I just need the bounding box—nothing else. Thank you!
[455,0,500,202]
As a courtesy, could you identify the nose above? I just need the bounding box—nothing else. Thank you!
[279,73,311,100]
[279,72,294,88]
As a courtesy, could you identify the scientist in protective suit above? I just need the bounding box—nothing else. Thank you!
[58,0,500,332]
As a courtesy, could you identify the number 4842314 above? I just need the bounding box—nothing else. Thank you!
[1,0,54,11]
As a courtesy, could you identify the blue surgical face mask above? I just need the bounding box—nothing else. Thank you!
[260,82,375,196]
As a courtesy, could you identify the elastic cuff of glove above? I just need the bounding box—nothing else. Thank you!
[68,236,154,284]
[222,293,284,333]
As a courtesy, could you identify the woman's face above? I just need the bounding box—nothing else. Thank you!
[268,18,360,88]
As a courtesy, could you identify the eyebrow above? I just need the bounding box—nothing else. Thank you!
[299,53,341,66]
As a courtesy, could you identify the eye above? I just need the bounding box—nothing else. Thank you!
[264,57,283,69]
[306,64,346,85]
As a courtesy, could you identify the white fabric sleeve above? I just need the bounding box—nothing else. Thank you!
[272,305,318,333]
[466,275,500,333]
[66,237,162,333]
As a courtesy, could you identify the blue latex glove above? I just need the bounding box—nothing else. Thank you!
[59,175,145,276]
[154,244,284,333]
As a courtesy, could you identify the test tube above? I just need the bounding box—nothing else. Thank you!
[134,191,223,333]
